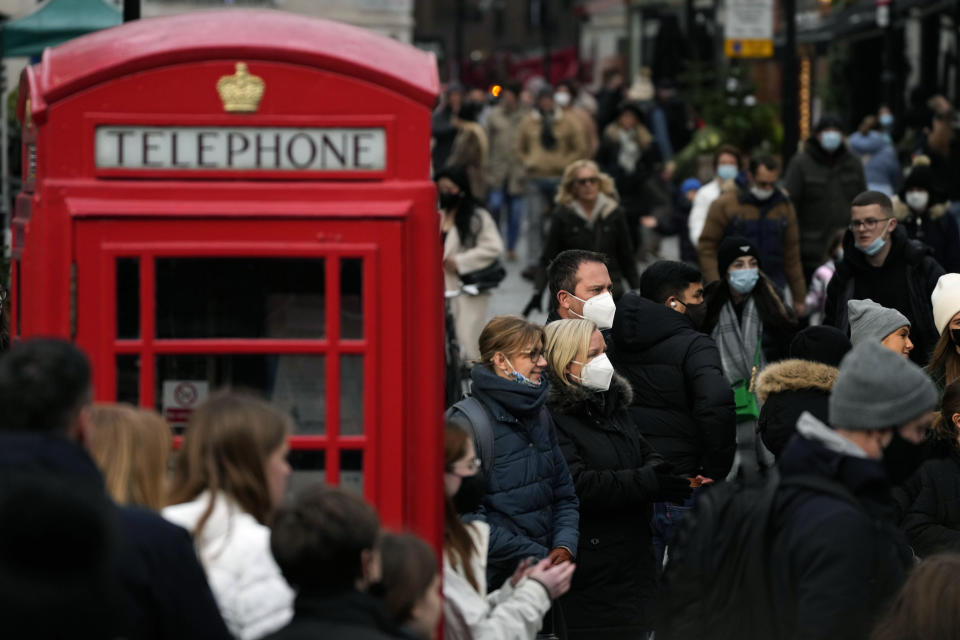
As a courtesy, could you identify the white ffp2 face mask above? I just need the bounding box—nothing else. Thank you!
[572,353,615,391]
[905,190,929,211]
[569,291,616,330]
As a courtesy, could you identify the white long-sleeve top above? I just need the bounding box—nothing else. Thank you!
[443,521,552,640]
[688,178,723,246]
[163,491,294,640]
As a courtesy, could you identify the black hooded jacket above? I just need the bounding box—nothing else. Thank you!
[754,358,837,459]
[546,370,663,634]
[897,440,960,558]
[609,291,736,479]
[823,226,944,365]
[770,420,913,640]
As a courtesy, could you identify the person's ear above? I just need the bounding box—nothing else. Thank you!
[72,405,92,448]
[952,413,960,430]
[492,352,509,373]
[665,295,679,310]
[557,290,573,310]
[359,548,382,588]
[887,217,898,234]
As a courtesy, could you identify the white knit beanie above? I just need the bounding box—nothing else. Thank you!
[932,273,960,335]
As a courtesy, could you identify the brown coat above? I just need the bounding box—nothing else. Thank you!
[698,185,807,302]
[516,109,586,179]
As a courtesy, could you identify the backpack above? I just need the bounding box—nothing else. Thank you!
[445,396,496,473]
[655,466,862,640]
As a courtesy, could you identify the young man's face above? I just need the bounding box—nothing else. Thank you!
[850,204,894,250]
[557,261,613,319]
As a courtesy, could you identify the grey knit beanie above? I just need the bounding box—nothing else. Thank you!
[847,299,911,346]
[829,341,938,430]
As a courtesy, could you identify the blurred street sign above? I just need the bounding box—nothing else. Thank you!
[724,0,774,58]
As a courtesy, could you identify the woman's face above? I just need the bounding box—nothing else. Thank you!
[444,438,477,498]
[265,441,291,509]
[882,326,914,358]
[573,167,600,202]
[566,330,605,382]
[951,312,960,354]
[496,341,547,383]
[408,574,443,640]
[727,255,759,274]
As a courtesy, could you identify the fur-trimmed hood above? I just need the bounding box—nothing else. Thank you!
[602,120,654,150]
[892,195,950,222]
[546,368,634,416]
[755,358,838,403]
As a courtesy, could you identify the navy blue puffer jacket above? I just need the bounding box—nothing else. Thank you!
[464,366,580,587]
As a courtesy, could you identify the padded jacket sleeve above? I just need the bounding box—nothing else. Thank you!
[902,465,960,558]
[684,335,736,480]
[545,414,580,555]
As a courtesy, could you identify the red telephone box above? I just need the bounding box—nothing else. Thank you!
[9,10,443,543]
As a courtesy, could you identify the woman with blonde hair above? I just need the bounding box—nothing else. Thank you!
[544,318,690,638]
[87,403,172,510]
[446,315,578,638]
[163,392,294,640]
[529,159,640,306]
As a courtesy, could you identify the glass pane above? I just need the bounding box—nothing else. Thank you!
[155,258,326,339]
[116,258,139,339]
[287,450,327,499]
[155,354,326,434]
[116,354,139,405]
[340,355,363,435]
[340,449,363,495]
[340,258,363,339]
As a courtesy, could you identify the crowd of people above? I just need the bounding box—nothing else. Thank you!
[436,73,960,639]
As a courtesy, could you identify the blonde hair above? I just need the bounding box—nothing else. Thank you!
[88,404,173,510]
[544,319,597,387]
[477,316,545,368]
[555,160,618,206]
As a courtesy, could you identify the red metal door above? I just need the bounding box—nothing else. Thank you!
[74,215,405,523]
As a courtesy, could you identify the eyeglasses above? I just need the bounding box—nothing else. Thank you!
[446,457,481,475]
[848,217,891,231]
[575,176,599,187]
[518,348,544,362]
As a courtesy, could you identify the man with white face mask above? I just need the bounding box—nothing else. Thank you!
[544,249,617,330]
[824,190,944,366]
[697,155,806,315]
[784,114,866,279]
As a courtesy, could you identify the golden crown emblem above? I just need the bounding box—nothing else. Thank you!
[217,62,265,113]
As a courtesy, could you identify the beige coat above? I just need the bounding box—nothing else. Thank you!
[485,104,528,195]
[516,108,586,179]
[443,206,504,361]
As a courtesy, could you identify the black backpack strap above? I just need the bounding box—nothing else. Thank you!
[445,396,496,469]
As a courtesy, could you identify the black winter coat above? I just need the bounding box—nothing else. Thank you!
[824,226,944,366]
[610,292,736,479]
[770,420,912,640]
[264,591,405,640]
[754,359,837,459]
[546,371,663,635]
[0,433,231,640]
[898,446,960,558]
[534,197,641,298]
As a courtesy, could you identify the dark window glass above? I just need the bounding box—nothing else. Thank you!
[287,450,326,498]
[340,449,363,495]
[155,353,326,434]
[340,355,363,435]
[155,258,326,339]
[116,355,139,405]
[340,258,363,339]
[116,258,139,339]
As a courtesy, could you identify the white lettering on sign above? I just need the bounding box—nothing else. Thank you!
[95,126,386,171]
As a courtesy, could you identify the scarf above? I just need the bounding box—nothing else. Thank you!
[570,192,610,228]
[616,127,640,173]
[711,296,766,385]
[539,109,557,151]
[470,364,549,419]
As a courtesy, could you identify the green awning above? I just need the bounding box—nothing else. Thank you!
[2,0,121,58]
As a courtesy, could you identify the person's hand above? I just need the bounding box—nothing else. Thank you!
[527,557,576,599]
[793,300,806,317]
[547,547,573,565]
[522,291,543,317]
[641,215,658,229]
[444,257,459,274]
[656,473,694,503]
[509,557,535,587]
[695,474,714,486]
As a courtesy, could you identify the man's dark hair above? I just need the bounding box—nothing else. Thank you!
[640,260,702,304]
[713,144,742,169]
[749,154,779,174]
[0,338,92,434]
[547,250,608,308]
[271,484,380,592]
[851,190,894,216]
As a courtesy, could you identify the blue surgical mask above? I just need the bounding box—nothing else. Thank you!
[856,219,892,257]
[503,356,542,388]
[880,113,894,128]
[820,131,843,152]
[729,268,759,294]
[717,164,738,181]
